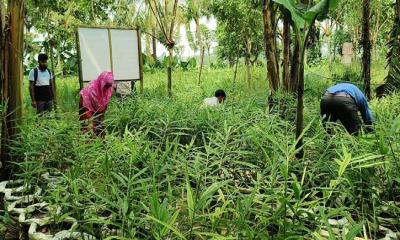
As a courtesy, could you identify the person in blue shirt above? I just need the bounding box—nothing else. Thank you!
[320,83,374,134]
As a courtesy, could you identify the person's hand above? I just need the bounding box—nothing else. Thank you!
[31,101,37,108]
[365,125,375,133]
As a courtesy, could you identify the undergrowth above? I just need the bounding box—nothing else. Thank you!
[6,63,400,239]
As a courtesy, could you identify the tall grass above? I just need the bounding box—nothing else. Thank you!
[6,62,400,239]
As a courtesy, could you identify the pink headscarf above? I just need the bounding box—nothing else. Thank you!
[80,71,115,113]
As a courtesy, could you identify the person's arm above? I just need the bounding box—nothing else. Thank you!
[29,81,36,108]
[358,95,374,125]
[28,70,36,108]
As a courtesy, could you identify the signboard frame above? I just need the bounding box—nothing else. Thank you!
[76,26,143,93]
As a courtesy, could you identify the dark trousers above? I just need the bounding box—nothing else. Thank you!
[36,101,53,114]
[320,95,361,134]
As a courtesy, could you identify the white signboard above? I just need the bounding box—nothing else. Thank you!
[77,27,142,83]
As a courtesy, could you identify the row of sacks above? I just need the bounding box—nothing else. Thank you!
[0,173,96,240]
[286,206,400,240]
[318,217,400,240]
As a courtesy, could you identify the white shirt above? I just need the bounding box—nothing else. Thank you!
[203,97,219,107]
[28,68,53,86]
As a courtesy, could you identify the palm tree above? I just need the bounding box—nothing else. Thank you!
[146,0,180,96]
[113,0,138,26]
[184,0,211,84]
[377,0,400,97]
[361,0,371,99]
[139,2,159,62]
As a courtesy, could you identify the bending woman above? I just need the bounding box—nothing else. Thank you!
[79,71,115,137]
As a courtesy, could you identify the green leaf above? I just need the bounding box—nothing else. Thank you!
[146,213,187,240]
[345,223,363,240]
[197,181,229,210]
[186,176,195,221]
[292,181,302,200]
[304,0,340,22]
[273,0,305,30]
[329,0,340,10]
[304,0,329,22]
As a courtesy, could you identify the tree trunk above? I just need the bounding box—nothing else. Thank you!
[263,0,280,106]
[195,19,205,85]
[145,32,151,57]
[0,0,6,178]
[0,0,5,99]
[50,44,57,108]
[362,0,371,99]
[198,47,205,85]
[152,28,157,61]
[168,48,173,97]
[397,0,400,21]
[207,46,211,66]
[290,41,300,93]
[91,0,95,21]
[380,0,400,95]
[233,54,239,83]
[1,0,25,180]
[245,56,252,90]
[283,17,291,92]
[295,52,305,159]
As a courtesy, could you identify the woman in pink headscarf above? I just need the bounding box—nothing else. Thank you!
[79,71,115,136]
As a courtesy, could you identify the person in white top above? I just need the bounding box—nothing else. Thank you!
[203,89,226,107]
[28,53,56,114]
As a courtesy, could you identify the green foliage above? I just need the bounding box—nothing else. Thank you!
[332,28,352,55]
[25,0,115,75]
[333,0,395,50]
[383,8,400,93]
[213,0,263,65]
[331,68,362,85]
[8,61,400,238]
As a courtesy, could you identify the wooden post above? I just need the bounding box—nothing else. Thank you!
[138,29,144,94]
[75,29,84,90]
[107,29,114,74]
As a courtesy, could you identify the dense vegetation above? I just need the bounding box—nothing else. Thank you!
[0,60,397,239]
[1,0,400,239]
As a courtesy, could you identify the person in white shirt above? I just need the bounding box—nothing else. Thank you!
[203,89,226,107]
[28,53,56,114]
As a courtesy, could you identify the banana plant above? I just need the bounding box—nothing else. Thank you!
[272,0,340,158]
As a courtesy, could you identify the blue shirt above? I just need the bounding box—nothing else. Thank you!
[326,83,374,124]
